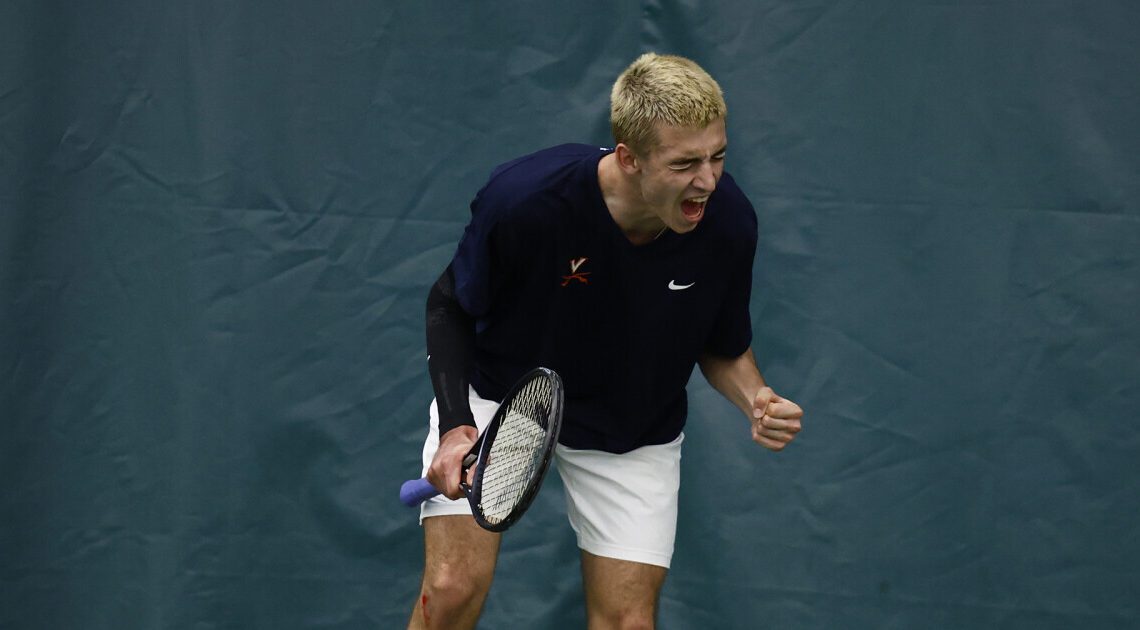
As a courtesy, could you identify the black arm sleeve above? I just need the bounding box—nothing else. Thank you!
[426,265,477,434]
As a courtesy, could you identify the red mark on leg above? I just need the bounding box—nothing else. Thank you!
[421,594,430,624]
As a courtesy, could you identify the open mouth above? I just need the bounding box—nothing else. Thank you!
[681,196,708,223]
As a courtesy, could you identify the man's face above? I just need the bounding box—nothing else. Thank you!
[636,118,727,234]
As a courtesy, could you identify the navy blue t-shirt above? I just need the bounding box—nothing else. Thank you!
[450,143,757,453]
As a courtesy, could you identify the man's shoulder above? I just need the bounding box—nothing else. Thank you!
[484,143,608,188]
[473,143,607,220]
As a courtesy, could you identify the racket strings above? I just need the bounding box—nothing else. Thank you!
[478,376,554,524]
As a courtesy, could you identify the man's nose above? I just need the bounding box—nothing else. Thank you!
[693,161,717,192]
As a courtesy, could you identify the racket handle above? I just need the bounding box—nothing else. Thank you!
[399,478,441,507]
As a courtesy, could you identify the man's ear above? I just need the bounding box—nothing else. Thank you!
[614,143,641,174]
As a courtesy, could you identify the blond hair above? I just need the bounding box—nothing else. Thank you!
[610,53,727,154]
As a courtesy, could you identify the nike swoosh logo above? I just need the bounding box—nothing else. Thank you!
[668,280,695,290]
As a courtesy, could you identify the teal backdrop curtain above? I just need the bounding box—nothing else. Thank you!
[2,1,1137,628]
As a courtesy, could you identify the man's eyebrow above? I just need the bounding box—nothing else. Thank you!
[669,145,728,164]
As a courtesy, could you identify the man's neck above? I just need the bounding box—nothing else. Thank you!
[597,153,666,245]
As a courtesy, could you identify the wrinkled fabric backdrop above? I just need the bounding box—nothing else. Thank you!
[2,1,1138,628]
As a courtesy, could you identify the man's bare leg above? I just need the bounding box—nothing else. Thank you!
[408,515,500,630]
[580,550,667,630]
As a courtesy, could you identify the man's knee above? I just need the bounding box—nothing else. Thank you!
[422,560,492,608]
[411,561,495,630]
[590,605,656,630]
[415,515,500,627]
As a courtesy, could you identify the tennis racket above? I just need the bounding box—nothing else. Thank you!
[399,367,564,532]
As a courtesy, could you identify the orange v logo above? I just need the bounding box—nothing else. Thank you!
[562,257,591,286]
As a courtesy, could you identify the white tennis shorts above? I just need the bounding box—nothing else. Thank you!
[419,388,683,568]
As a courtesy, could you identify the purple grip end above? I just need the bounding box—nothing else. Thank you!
[400,478,440,507]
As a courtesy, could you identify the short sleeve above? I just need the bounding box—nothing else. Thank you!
[450,184,507,317]
[450,180,539,318]
[703,194,758,357]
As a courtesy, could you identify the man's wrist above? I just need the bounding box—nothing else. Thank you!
[438,416,477,437]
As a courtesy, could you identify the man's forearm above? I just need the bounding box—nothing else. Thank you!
[426,266,477,433]
[698,347,767,417]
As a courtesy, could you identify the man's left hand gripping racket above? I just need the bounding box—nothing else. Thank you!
[399,367,564,532]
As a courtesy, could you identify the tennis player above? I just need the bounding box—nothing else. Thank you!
[409,53,804,629]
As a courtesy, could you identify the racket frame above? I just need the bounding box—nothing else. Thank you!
[459,367,563,532]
